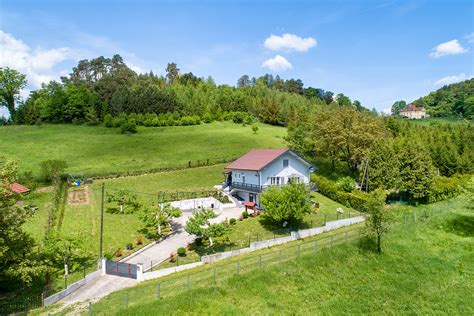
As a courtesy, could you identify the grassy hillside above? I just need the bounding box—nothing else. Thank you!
[0,121,286,177]
[80,198,473,315]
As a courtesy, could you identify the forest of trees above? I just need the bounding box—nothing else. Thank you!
[0,54,372,127]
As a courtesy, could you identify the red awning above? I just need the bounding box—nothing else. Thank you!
[10,182,30,194]
[244,201,256,207]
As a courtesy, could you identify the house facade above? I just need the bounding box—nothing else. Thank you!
[224,148,314,208]
[400,104,427,119]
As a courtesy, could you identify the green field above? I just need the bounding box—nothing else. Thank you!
[0,122,286,177]
[75,198,473,315]
[404,117,473,126]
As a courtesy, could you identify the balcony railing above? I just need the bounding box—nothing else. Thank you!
[230,182,317,193]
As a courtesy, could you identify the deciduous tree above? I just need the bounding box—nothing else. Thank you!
[0,67,27,120]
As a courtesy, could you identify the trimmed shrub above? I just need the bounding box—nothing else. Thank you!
[121,121,137,134]
[126,243,133,250]
[229,218,237,225]
[177,247,186,256]
[135,235,143,245]
[242,210,249,218]
[104,114,114,127]
[337,176,356,193]
[428,175,465,203]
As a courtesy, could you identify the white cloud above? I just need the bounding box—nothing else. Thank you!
[434,73,473,86]
[261,55,293,71]
[429,39,468,58]
[264,33,317,52]
[466,33,474,44]
[0,30,76,87]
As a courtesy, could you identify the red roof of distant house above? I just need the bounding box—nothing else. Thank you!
[226,148,289,171]
[10,182,30,194]
[401,104,424,112]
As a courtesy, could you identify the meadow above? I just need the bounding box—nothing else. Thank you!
[0,121,286,177]
[75,198,473,315]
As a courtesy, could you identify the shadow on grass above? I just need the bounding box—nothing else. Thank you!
[444,214,474,237]
[357,235,379,254]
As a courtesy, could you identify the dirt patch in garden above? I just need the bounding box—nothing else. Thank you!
[68,186,90,205]
[36,186,54,193]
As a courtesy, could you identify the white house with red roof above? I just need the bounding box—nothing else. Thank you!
[400,104,427,119]
[224,148,314,208]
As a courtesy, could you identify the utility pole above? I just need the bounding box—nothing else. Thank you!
[99,183,105,265]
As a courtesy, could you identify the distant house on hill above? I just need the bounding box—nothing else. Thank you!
[400,104,427,119]
[223,148,314,208]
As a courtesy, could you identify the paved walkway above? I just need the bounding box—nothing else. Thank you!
[56,206,244,312]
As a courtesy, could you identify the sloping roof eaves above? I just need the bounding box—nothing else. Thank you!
[225,148,314,171]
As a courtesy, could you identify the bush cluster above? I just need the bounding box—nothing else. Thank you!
[104,111,257,133]
[427,175,469,203]
[313,175,369,211]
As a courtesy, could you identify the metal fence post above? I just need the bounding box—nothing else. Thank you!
[324,214,327,225]
[213,268,217,290]
[157,283,161,301]
[330,236,333,247]
[349,211,351,218]
[256,233,259,242]
[187,275,190,289]
[89,301,92,315]
[151,261,153,272]
[248,235,251,247]
[83,265,86,279]
[237,261,240,274]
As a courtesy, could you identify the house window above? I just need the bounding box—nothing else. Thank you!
[270,177,281,185]
[290,176,301,184]
[283,159,289,167]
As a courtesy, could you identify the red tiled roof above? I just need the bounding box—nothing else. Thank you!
[10,182,30,194]
[401,104,424,112]
[244,201,256,207]
[225,148,289,171]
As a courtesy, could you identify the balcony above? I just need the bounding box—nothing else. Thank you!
[230,181,318,193]
[231,182,263,193]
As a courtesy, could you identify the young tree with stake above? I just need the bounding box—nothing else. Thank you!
[365,189,391,253]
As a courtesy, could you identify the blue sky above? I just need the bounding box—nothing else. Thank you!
[1,0,473,115]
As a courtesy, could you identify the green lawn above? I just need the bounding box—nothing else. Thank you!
[156,192,358,269]
[0,122,285,177]
[74,198,473,315]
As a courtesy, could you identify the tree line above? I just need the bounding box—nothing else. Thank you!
[286,107,473,203]
[1,55,373,127]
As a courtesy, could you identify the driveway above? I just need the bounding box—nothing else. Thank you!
[56,206,244,311]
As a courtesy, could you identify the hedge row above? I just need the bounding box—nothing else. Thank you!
[427,175,470,203]
[103,111,257,130]
[312,174,369,211]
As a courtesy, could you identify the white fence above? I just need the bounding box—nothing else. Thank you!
[139,216,365,282]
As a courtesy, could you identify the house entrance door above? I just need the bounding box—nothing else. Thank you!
[249,193,254,202]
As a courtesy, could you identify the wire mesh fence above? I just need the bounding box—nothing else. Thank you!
[89,228,361,312]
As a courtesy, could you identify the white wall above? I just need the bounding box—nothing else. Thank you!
[260,152,310,186]
[232,169,260,185]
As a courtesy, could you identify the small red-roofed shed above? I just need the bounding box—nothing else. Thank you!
[10,182,31,194]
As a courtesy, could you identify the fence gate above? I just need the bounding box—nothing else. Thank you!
[105,260,137,279]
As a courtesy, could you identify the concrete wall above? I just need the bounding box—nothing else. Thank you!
[139,216,365,283]
[261,152,311,186]
[44,269,102,307]
[169,197,222,211]
[201,248,252,264]
[249,235,294,251]
[142,262,204,281]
